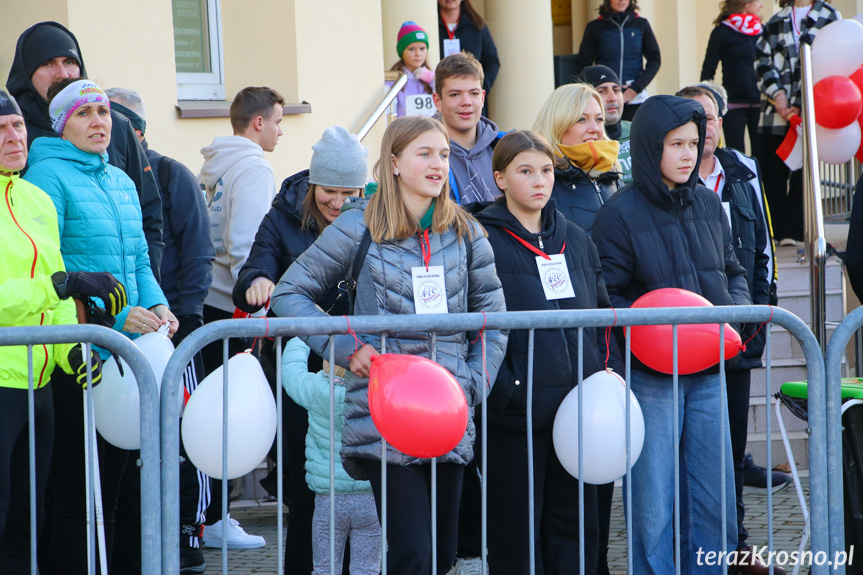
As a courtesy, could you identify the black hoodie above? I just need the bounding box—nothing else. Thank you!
[592,95,750,373]
[7,21,164,281]
[233,170,346,317]
[476,197,618,430]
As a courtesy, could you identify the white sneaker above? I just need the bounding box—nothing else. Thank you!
[202,515,266,549]
[454,557,488,575]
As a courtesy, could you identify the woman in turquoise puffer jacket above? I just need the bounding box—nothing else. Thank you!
[23,78,177,572]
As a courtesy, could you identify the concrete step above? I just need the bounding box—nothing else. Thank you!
[748,395,808,435]
[774,289,844,324]
[745,430,809,471]
[749,358,809,399]
[776,257,844,293]
[768,323,836,361]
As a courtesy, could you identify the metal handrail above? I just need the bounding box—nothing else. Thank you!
[356,71,408,141]
[800,43,828,351]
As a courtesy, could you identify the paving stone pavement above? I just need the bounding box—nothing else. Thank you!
[201,477,814,574]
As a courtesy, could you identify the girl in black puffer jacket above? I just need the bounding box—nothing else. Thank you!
[476,131,618,575]
[533,83,622,236]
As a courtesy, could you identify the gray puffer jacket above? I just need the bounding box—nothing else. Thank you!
[271,203,507,477]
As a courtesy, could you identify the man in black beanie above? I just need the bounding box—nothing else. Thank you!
[6,21,164,283]
[579,64,632,184]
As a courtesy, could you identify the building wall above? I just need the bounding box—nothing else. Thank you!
[4,0,863,186]
[1,0,387,184]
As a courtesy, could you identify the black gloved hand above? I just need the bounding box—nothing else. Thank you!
[173,315,204,346]
[67,344,103,389]
[55,271,128,317]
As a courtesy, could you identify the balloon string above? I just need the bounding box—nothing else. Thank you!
[344,316,364,360]
[470,312,491,388]
[740,305,774,353]
[604,307,618,370]
[249,299,273,352]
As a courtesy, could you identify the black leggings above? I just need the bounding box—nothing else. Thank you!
[39,370,129,574]
[723,106,761,155]
[0,384,53,574]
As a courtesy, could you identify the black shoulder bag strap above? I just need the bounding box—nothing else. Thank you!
[341,227,372,314]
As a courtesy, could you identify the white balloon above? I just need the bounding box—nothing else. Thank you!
[812,19,863,83]
[181,352,277,479]
[816,122,862,164]
[552,370,645,485]
[854,13,863,28]
[93,333,177,450]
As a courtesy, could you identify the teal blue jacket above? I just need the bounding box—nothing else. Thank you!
[25,138,167,355]
[281,338,372,495]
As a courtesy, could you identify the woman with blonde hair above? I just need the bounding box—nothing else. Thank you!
[532,83,621,235]
[272,115,507,574]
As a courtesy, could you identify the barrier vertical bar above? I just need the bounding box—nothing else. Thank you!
[27,345,36,575]
[430,332,438,575]
[84,345,95,575]
[577,327,585,575]
[719,324,727,562]
[481,333,489,573]
[673,325,681,575]
[276,336,284,575]
[329,336,336,575]
[765,325,774,574]
[221,338,229,575]
[380,334,387,575]
[526,329,536,575]
[625,327,633,575]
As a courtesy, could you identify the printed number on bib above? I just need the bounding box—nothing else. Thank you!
[411,266,448,314]
[536,254,575,301]
[406,94,436,117]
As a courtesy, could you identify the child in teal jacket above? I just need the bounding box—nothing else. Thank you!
[282,338,381,575]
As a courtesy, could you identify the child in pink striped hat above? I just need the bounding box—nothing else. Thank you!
[387,21,436,118]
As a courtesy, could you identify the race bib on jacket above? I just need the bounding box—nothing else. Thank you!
[406,94,436,117]
[536,255,576,300]
[411,266,448,314]
[443,39,461,57]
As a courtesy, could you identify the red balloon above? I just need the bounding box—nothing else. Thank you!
[814,76,862,129]
[628,288,743,375]
[857,114,863,163]
[368,354,469,458]
[850,66,863,96]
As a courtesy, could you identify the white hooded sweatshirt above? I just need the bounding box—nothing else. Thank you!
[198,136,276,314]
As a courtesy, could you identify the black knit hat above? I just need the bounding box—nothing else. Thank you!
[22,24,82,80]
[578,65,621,88]
[0,91,22,116]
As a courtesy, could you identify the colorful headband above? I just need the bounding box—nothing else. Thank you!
[48,80,110,135]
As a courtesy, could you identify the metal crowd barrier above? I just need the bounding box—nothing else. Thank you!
[159,306,827,575]
[0,324,162,575]
[823,306,863,574]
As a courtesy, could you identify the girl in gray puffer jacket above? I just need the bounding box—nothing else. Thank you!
[272,116,507,574]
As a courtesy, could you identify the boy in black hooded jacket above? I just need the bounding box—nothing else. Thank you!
[592,95,750,575]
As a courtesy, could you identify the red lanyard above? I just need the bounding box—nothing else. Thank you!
[713,173,723,194]
[419,229,432,271]
[504,229,565,260]
[442,16,455,40]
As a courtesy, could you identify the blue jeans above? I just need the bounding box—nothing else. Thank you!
[625,370,737,575]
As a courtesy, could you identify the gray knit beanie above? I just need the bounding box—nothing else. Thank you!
[309,127,368,189]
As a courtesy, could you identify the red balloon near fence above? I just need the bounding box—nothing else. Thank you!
[368,353,469,458]
[814,75,862,129]
[628,288,743,375]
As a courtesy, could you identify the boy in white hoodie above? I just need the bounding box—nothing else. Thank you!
[197,85,284,551]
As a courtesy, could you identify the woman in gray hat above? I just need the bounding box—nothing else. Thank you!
[232,125,368,574]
